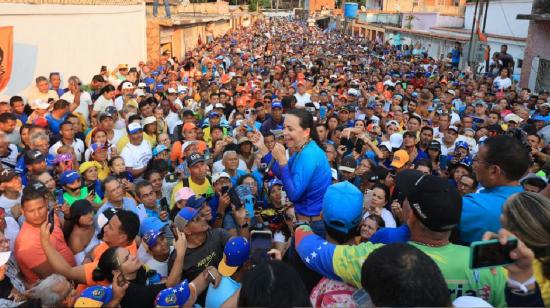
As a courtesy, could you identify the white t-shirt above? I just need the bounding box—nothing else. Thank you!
[146,254,170,278]
[0,144,18,169]
[120,140,153,170]
[109,129,125,147]
[60,91,92,123]
[5,217,19,251]
[93,95,114,112]
[49,138,85,161]
[493,76,512,90]
[294,92,311,108]
[166,111,181,135]
[0,194,21,217]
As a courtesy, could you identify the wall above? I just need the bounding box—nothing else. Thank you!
[145,1,232,16]
[520,20,550,89]
[384,0,465,16]
[464,0,532,38]
[0,3,146,101]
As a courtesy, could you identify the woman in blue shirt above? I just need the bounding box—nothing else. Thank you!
[253,109,331,236]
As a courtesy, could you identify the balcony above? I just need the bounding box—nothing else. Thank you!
[359,12,402,27]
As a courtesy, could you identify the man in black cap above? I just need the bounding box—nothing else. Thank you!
[23,150,47,185]
[294,169,507,307]
[170,153,214,206]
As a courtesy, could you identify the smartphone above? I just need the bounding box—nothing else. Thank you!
[207,269,217,284]
[229,187,243,209]
[470,238,518,269]
[160,197,170,213]
[280,190,287,207]
[87,182,95,196]
[250,230,273,265]
[319,106,327,120]
[221,186,230,195]
[55,189,64,206]
[244,195,255,218]
[170,224,179,242]
[355,138,364,153]
[48,209,55,234]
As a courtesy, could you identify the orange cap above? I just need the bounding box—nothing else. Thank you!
[183,122,197,131]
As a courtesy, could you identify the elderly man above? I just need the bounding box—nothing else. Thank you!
[60,76,93,124]
[120,123,152,178]
[23,274,77,307]
[27,76,59,104]
[222,150,247,186]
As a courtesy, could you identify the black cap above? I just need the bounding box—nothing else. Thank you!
[70,199,94,219]
[0,168,17,183]
[373,165,389,180]
[428,140,441,151]
[186,152,205,167]
[24,150,46,165]
[396,169,462,232]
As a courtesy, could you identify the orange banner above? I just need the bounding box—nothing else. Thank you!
[0,26,13,92]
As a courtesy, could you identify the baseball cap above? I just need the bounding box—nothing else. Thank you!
[389,133,403,149]
[121,81,134,90]
[386,119,399,128]
[448,126,459,133]
[331,168,338,181]
[183,122,197,131]
[504,113,523,124]
[90,143,107,154]
[338,156,357,173]
[98,111,114,122]
[140,216,168,236]
[79,161,101,174]
[212,172,230,184]
[153,144,168,157]
[182,141,198,153]
[209,111,221,118]
[167,88,177,94]
[186,195,206,210]
[174,207,200,229]
[59,170,81,186]
[174,187,195,203]
[70,199,94,219]
[127,122,142,134]
[322,182,363,233]
[214,103,226,109]
[142,116,157,126]
[177,85,189,94]
[267,178,282,191]
[155,280,191,307]
[455,140,469,150]
[74,286,113,308]
[272,101,283,109]
[218,237,251,276]
[187,153,205,167]
[96,208,118,239]
[24,149,45,165]
[428,140,441,151]
[396,169,462,232]
[142,229,165,248]
[391,150,410,169]
[0,168,17,183]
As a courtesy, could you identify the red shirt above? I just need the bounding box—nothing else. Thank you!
[15,221,75,285]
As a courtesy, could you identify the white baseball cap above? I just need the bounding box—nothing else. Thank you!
[33,99,50,110]
[121,81,135,90]
[212,172,230,184]
[389,133,403,149]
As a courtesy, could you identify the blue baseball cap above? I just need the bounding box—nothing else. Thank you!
[142,229,165,248]
[267,178,282,191]
[174,207,200,229]
[151,71,160,76]
[218,237,250,276]
[74,286,113,307]
[155,280,191,307]
[209,111,221,118]
[140,216,168,236]
[127,122,142,134]
[271,101,283,109]
[322,182,363,233]
[186,195,206,210]
[455,141,469,151]
[144,77,155,85]
[59,170,81,186]
[155,83,164,91]
[153,144,168,157]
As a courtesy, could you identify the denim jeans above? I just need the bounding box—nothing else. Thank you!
[153,0,171,18]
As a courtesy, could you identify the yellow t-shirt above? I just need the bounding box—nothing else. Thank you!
[97,163,110,181]
[534,259,550,306]
[170,177,214,208]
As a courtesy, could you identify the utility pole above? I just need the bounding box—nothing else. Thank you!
[466,0,480,70]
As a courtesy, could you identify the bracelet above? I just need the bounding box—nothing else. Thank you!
[507,276,536,294]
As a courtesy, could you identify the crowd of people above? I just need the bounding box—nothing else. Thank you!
[0,16,548,307]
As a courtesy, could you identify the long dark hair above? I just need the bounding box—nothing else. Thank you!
[287,109,322,148]
[100,84,116,96]
[92,246,119,282]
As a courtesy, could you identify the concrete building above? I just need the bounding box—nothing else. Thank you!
[145,1,259,66]
[0,0,147,99]
[517,0,550,91]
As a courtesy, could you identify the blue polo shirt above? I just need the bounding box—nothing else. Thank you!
[45,113,68,135]
[458,185,523,244]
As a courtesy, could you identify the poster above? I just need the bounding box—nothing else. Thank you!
[0,26,13,93]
